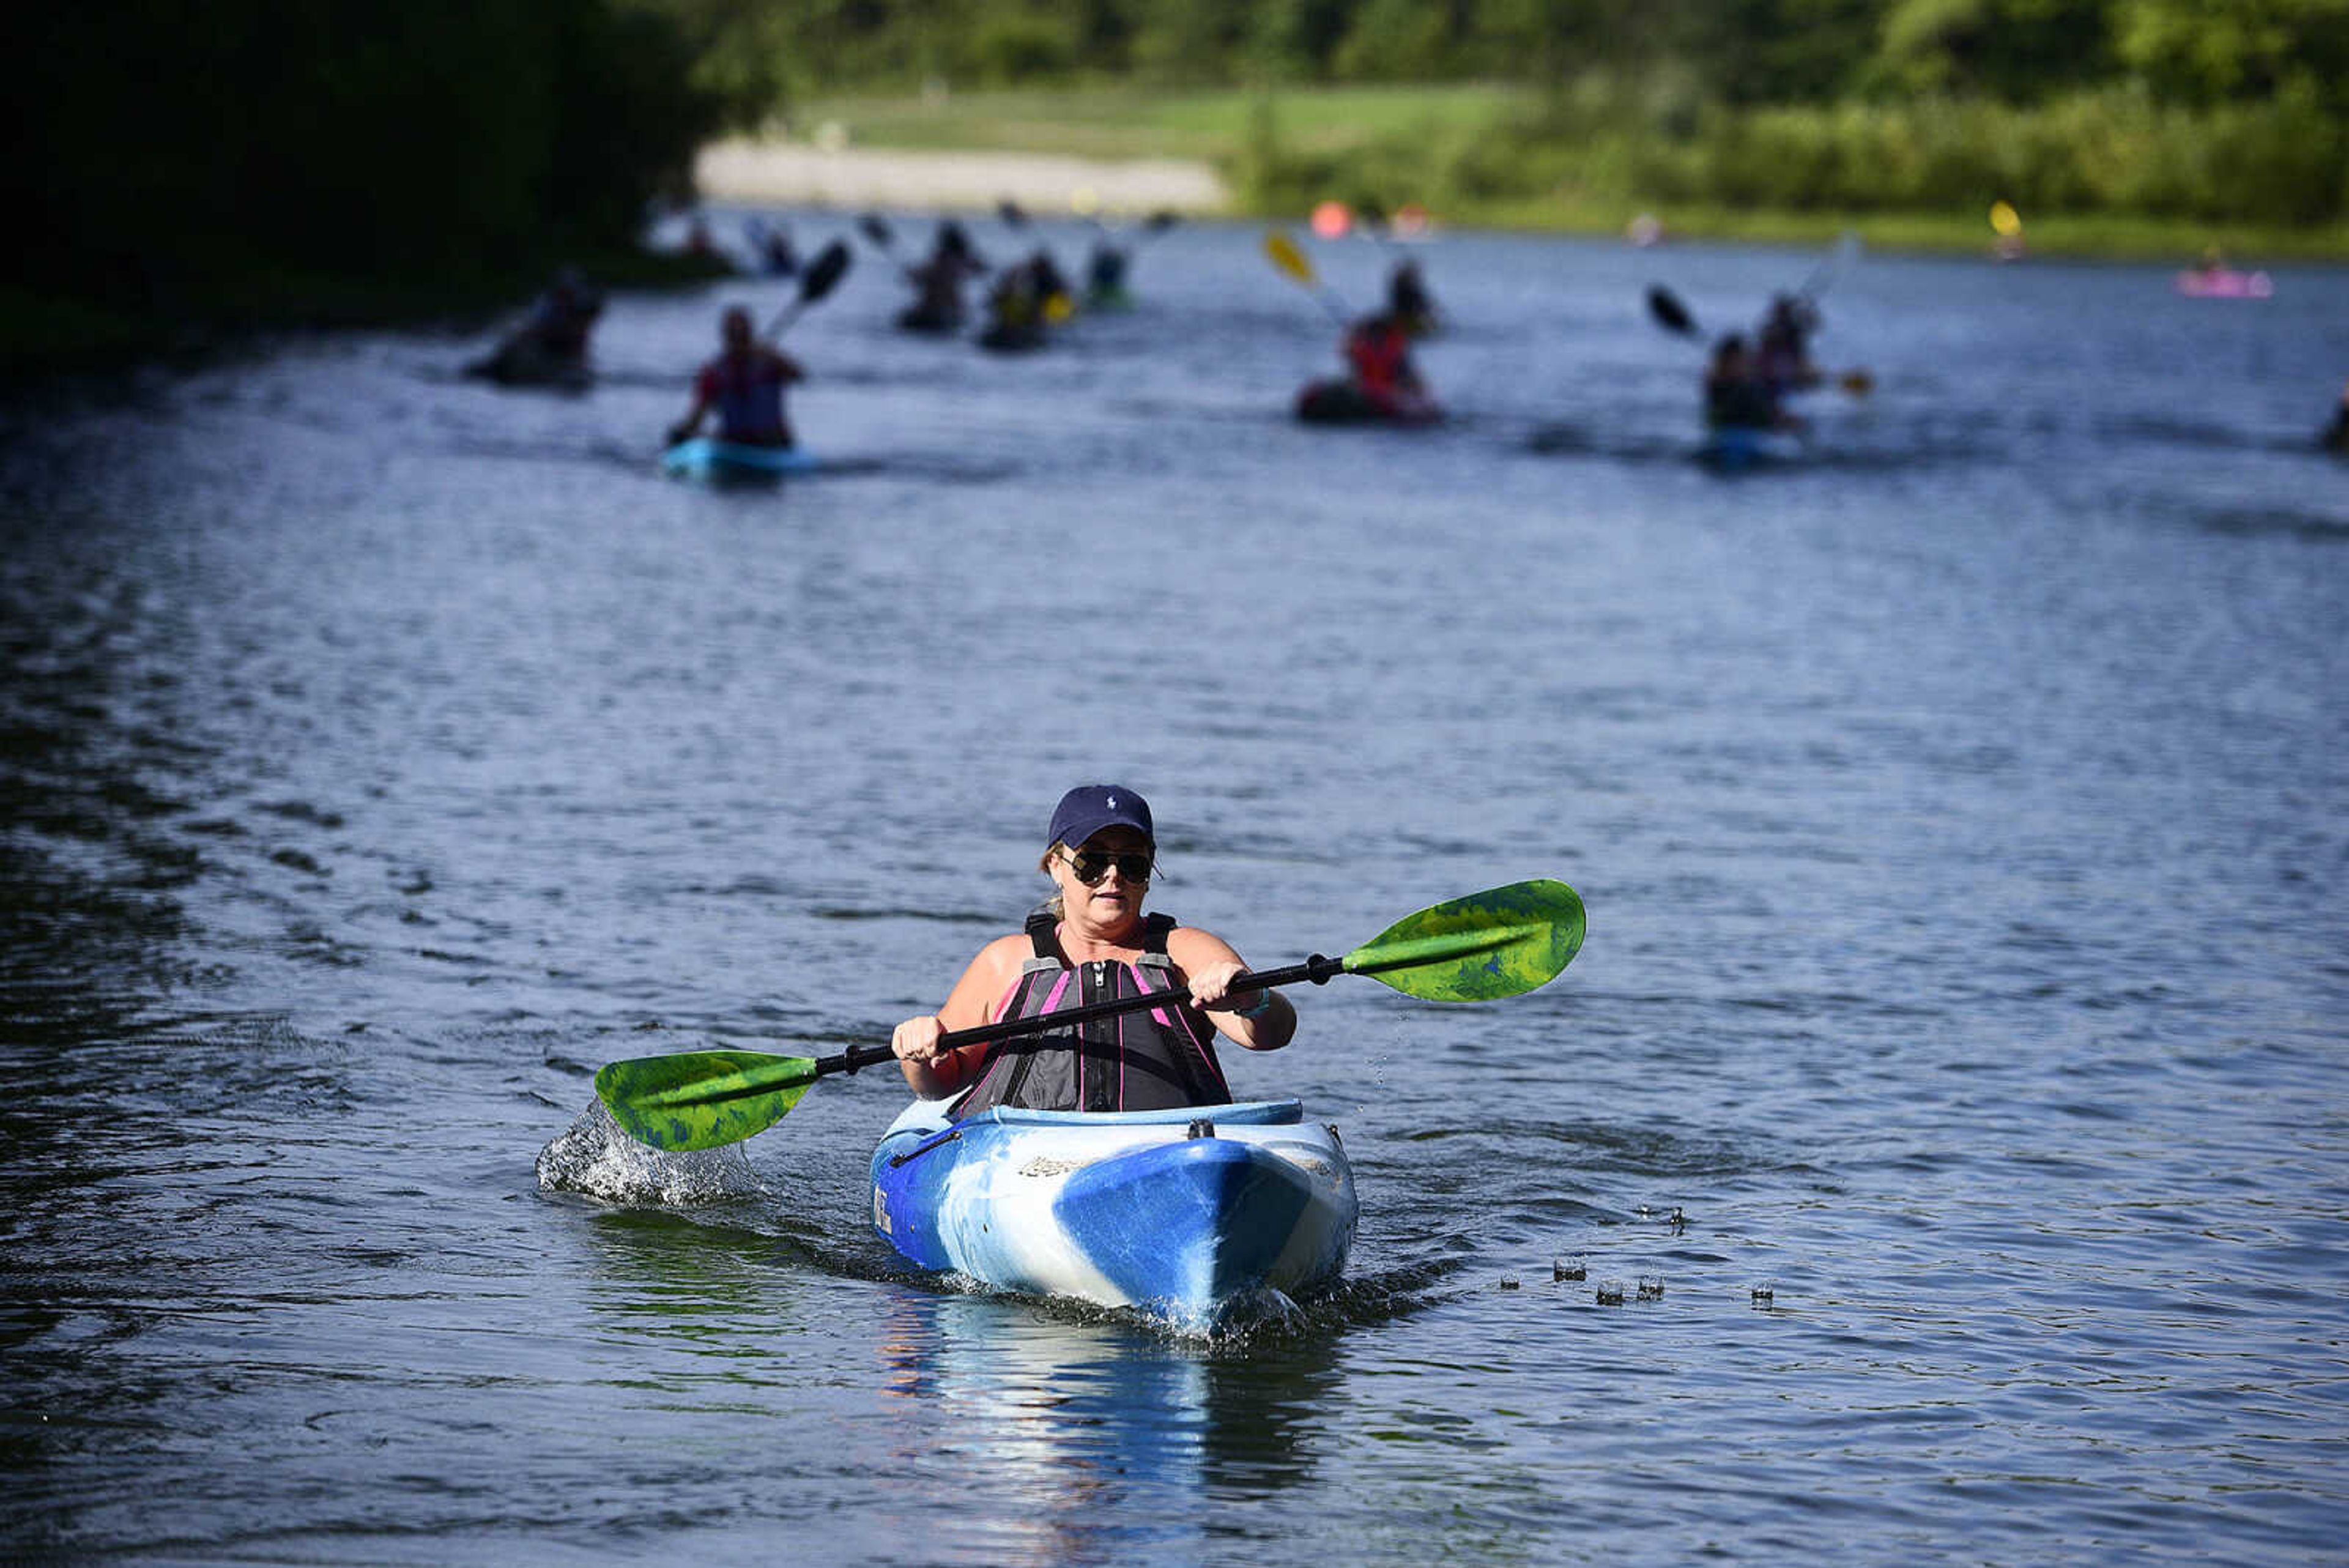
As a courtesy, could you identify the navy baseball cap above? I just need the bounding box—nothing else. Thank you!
[1047,785,1153,849]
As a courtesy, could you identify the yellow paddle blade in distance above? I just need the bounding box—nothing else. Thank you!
[1264,230,1315,286]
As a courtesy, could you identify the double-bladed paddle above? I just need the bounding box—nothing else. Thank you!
[759,239,853,339]
[1264,230,1353,327]
[593,879,1586,1153]
[855,212,905,266]
[1647,283,1701,337]
[1646,252,1872,396]
[1797,230,1863,307]
[1086,209,1179,246]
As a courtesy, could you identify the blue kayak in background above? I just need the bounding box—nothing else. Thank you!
[660,439,818,481]
[1700,424,1805,472]
[869,1097,1359,1332]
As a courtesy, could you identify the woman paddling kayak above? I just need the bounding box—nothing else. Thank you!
[876,786,1334,1325]
[889,785,1294,1113]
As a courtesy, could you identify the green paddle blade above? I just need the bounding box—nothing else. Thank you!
[594,1050,819,1152]
[1342,879,1586,1001]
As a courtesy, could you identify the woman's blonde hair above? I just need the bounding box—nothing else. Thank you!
[1034,844,1064,918]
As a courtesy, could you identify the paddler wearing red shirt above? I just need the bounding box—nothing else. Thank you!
[667,305,804,448]
[1343,310,1435,419]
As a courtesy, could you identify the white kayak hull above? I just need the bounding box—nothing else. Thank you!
[869,1098,1357,1331]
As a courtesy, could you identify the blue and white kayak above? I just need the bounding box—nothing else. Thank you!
[869,1098,1357,1331]
[659,439,818,481]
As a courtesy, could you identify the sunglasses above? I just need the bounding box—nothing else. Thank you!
[1063,847,1155,885]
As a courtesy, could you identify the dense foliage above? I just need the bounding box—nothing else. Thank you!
[4,0,721,338]
[650,0,2348,228]
[644,0,2348,111]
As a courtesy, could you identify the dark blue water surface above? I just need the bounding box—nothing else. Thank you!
[4,214,2347,1564]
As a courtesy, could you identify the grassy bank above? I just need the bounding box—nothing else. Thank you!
[797,83,1532,161]
[793,83,2348,262]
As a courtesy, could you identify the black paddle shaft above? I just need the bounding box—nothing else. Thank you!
[817,954,1346,1077]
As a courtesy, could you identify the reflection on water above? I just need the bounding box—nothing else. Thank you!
[873,1290,1343,1562]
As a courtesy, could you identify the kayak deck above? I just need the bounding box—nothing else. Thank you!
[870,1098,1358,1330]
[660,439,818,481]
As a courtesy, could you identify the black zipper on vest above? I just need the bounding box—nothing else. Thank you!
[1083,958,1118,1111]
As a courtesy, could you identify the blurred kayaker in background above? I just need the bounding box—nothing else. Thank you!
[464,266,603,388]
[2324,380,2349,453]
[1026,247,1075,321]
[1707,333,1800,433]
[889,784,1294,1114]
[746,216,798,277]
[666,305,802,448]
[1389,258,1439,336]
[1755,294,1822,395]
[979,258,1049,351]
[1342,309,1437,420]
[899,220,987,333]
[524,268,602,360]
[1085,237,1131,307]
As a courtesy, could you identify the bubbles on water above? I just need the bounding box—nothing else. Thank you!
[534,1098,765,1206]
[1554,1253,1587,1282]
[1595,1279,1627,1306]
[1637,1275,1666,1301]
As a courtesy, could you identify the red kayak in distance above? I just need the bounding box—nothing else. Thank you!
[1295,379,1443,426]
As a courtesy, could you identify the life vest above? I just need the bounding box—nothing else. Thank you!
[696,351,792,445]
[1346,321,1410,398]
[952,908,1233,1118]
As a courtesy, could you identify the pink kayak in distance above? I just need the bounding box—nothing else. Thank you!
[2175,266,2274,299]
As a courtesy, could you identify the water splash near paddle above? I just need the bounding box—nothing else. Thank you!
[535,1098,766,1205]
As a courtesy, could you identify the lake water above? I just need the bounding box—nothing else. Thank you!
[4,214,2346,1564]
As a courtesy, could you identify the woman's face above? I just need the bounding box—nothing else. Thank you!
[1048,826,1154,928]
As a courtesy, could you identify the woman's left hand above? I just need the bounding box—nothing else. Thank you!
[1189,959,1259,1013]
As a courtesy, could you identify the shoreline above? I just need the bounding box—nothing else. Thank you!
[693,140,1231,215]
[693,138,2347,265]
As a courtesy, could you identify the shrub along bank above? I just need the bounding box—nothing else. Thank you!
[2,0,726,373]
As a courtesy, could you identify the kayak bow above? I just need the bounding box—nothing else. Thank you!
[661,439,819,481]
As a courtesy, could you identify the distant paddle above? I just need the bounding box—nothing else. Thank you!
[593,879,1587,1153]
[1354,199,1402,251]
[760,239,852,339]
[855,213,903,263]
[1647,284,1700,337]
[1798,231,1863,306]
[1264,230,1353,326]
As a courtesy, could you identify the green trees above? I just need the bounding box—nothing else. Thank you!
[4,0,721,346]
